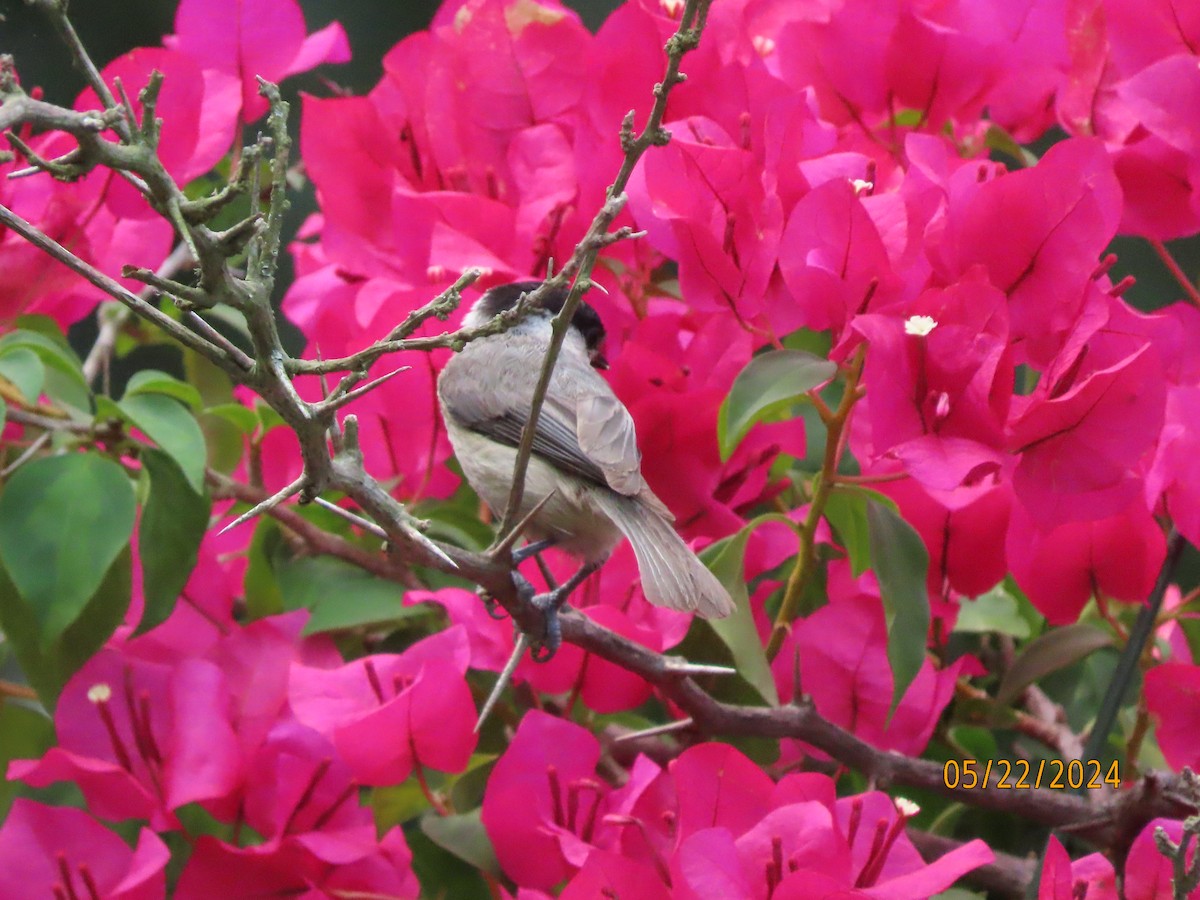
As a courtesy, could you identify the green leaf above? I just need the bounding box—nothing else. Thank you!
[183,345,235,408]
[421,810,500,875]
[446,754,497,812]
[0,454,135,647]
[718,349,836,459]
[276,556,424,634]
[198,410,247,474]
[203,403,260,433]
[0,397,6,432]
[116,392,207,494]
[405,820,492,899]
[995,624,1113,710]
[137,449,211,635]
[0,546,131,709]
[125,369,203,410]
[57,545,133,683]
[0,702,55,817]
[984,123,1040,168]
[244,522,286,618]
[0,330,88,411]
[824,486,897,577]
[955,585,1032,639]
[702,517,789,706]
[374,781,430,829]
[866,500,930,715]
[0,346,45,404]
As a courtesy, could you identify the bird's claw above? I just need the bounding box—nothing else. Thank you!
[528,586,569,662]
[478,570,537,621]
[476,586,509,620]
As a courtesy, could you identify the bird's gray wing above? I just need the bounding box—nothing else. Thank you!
[440,351,646,496]
[440,368,610,487]
[575,391,645,496]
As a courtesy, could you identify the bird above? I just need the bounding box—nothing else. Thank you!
[436,280,734,654]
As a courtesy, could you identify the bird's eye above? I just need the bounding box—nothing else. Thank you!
[590,341,609,370]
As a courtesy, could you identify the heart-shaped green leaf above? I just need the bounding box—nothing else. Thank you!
[116,392,207,494]
[718,349,836,459]
[0,454,135,648]
[137,449,211,634]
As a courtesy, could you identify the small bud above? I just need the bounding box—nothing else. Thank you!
[752,35,776,57]
[934,391,951,420]
[904,315,937,337]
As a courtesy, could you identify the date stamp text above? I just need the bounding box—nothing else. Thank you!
[942,759,1121,791]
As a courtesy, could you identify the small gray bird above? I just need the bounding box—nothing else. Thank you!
[437,281,734,647]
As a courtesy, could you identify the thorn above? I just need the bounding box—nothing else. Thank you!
[218,476,305,534]
[311,496,457,569]
[403,521,459,569]
[489,490,557,560]
[661,658,738,677]
[312,496,387,539]
[476,633,529,733]
[590,281,610,295]
[611,718,696,744]
[326,367,410,412]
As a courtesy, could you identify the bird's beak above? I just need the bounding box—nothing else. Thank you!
[592,354,610,371]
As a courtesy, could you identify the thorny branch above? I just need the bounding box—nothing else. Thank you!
[1,1,1193,893]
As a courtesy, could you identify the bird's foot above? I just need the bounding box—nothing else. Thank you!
[509,560,603,663]
[529,586,570,662]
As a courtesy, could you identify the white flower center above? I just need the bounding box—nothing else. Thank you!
[904,315,938,337]
[87,683,113,704]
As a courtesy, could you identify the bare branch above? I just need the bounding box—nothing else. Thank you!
[83,242,197,385]
[207,471,410,584]
[316,366,410,415]
[0,202,241,375]
[289,268,483,378]
[30,0,132,143]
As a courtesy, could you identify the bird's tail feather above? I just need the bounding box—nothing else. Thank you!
[595,494,734,618]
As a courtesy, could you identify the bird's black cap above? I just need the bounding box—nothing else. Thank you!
[480,281,608,367]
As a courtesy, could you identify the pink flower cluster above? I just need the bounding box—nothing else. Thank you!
[4,597,432,897]
[482,712,991,897]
